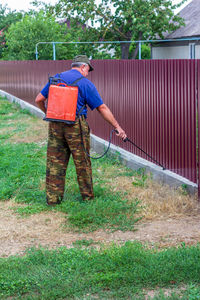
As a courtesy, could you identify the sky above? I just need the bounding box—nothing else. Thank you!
[1,0,193,13]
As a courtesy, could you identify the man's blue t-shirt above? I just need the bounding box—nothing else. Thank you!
[40,69,103,117]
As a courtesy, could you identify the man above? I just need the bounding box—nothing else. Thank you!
[35,55,127,205]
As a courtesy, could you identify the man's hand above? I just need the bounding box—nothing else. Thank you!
[114,126,127,140]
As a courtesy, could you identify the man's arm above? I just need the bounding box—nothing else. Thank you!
[35,93,46,113]
[96,104,127,140]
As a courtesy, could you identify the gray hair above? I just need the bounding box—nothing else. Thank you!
[71,62,88,68]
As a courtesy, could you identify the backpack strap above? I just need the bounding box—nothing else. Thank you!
[71,76,84,85]
[71,76,85,116]
[77,104,86,117]
[49,75,84,86]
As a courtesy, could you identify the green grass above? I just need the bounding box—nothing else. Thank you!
[0,142,46,202]
[0,97,141,232]
[72,238,98,247]
[0,243,199,299]
[0,97,200,299]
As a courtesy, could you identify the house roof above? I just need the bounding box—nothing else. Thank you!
[164,0,200,39]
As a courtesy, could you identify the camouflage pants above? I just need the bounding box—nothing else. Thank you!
[46,116,94,204]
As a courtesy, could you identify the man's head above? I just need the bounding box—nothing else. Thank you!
[71,55,94,77]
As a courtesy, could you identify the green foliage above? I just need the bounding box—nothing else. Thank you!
[72,238,97,247]
[32,0,112,60]
[1,0,187,60]
[52,0,187,59]
[180,184,189,195]
[132,168,149,187]
[131,43,151,59]
[3,11,75,60]
[0,243,200,298]
[185,284,200,300]
[61,191,140,232]
[0,4,23,59]
[0,4,23,33]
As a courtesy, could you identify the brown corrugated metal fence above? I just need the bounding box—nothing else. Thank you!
[0,60,198,186]
[89,59,197,184]
[198,60,200,197]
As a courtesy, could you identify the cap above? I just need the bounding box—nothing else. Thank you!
[73,55,94,72]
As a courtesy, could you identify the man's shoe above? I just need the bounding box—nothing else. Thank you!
[46,197,62,206]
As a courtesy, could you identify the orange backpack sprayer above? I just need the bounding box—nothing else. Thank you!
[44,76,84,124]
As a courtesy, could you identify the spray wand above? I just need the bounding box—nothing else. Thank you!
[80,123,165,169]
[115,130,165,170]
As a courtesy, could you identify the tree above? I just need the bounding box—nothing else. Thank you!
[51,0,187,59]
[31,0,112,59]
[3,11,75,60]
[0,4,23,59]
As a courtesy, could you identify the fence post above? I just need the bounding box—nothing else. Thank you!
[35,44,38,60]
[139,42,142,59]
[198,60,200,200]
[53,42,56,60]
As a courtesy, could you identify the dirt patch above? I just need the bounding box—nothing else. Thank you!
[1,117,48,144]
[0,200,199,257]
[10,120,48,143]
[143,285,187,300]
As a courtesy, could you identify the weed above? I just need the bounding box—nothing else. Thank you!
[61,192,140,232]
[72,239,97,247]
[106,150,122,165]
[180,184,189,195]
[132,168,149,187]
[0,243,199,299]
[12,204,48,216]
